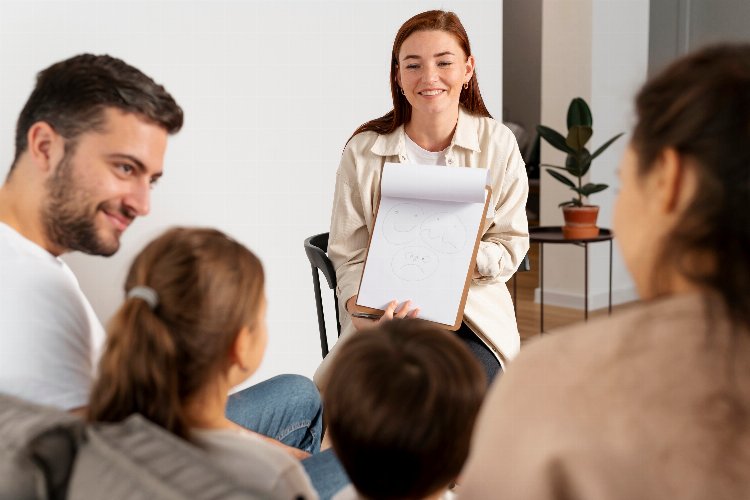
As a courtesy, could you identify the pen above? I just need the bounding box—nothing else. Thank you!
[351,312,383,320]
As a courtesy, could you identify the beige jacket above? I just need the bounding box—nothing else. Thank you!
[461,292,750,500]
[314,108,529,386]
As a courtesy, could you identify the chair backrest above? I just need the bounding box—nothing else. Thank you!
[303,232,340,358]
[0,393,85,500]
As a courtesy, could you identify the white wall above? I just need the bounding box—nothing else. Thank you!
[0,0,502,387]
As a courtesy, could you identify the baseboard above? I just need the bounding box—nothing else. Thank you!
[533,286,639,311]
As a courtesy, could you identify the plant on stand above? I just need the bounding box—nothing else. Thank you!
[537,97,623,239]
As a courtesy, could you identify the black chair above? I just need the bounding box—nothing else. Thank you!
[304,232,530,358]
[304,233,340,358]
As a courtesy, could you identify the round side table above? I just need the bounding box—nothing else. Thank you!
[529,226,614,332]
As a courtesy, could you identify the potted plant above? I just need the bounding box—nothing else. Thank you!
[537,97,623,239]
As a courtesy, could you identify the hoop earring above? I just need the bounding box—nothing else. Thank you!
[463,82,469,90]
[400,87,405,95]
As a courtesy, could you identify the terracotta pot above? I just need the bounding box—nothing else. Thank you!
[562,205,600,239]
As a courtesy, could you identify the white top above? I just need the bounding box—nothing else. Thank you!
[192,427,318,500]
[405,132,448,166]
[0,222,105,410]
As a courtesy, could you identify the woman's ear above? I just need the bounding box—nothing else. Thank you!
[655,148,697,215]
[464,54,476,82]
[26,121,65,173]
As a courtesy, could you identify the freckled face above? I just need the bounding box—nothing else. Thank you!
[396,30,474,120]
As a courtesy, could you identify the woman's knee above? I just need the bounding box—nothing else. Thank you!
[266,374,322,415]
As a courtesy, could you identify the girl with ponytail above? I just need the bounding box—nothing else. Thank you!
[88,227,329,498]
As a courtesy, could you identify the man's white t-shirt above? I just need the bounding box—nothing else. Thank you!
[0,222,105,410]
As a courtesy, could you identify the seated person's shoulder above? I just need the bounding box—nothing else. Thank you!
[0,250,94,331]
[0,231,100,409]
[480,116,517,146]
[191,429,317,499]
[344,130,380,156]
[503,303,648,392]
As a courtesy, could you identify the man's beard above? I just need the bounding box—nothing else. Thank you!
[42,153,121,256]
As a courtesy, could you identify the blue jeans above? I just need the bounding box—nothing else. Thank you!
[226,374,322,452]
[225,374,349,499]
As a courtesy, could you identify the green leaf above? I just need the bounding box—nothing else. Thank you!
[577,149,593,177]
[566,125,592,151]
[567,98,592,128]
[565,154,584,178]
[546,169,576,188]
[536,125,576,155]
[540,163,568,171]
[590,132,625,160]
[579,183,609,196]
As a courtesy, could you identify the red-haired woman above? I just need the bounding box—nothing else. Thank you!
[318,10,529,386]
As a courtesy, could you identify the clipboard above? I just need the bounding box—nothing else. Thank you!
[353,163,492,330]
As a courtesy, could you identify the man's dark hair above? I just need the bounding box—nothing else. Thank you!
[12,53,183,168]
[324,319,486,500]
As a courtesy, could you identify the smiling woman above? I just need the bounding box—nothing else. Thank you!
[317,10,530,388]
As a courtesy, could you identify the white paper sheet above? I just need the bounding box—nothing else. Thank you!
[357,163,489,326]
[380,163,489,203]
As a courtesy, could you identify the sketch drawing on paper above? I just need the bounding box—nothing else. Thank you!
[380,204,467,281]
[382,203,424,245]
[391,246,439,281]
[420,213,467,254]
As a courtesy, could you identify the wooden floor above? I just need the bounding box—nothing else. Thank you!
[507,242,632,342]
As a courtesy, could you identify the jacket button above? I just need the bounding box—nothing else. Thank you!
[447,158,453,164]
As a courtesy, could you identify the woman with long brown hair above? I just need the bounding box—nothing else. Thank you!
[317,10,529,386]
[461,44,750,499]
[88,228,347,498]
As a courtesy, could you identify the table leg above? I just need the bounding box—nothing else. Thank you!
[609,239,613,315]
[584,243,589,321]
[540,242,545,333]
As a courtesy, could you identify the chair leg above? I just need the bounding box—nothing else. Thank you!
[311,268,329,358]
[333,295,341,337]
